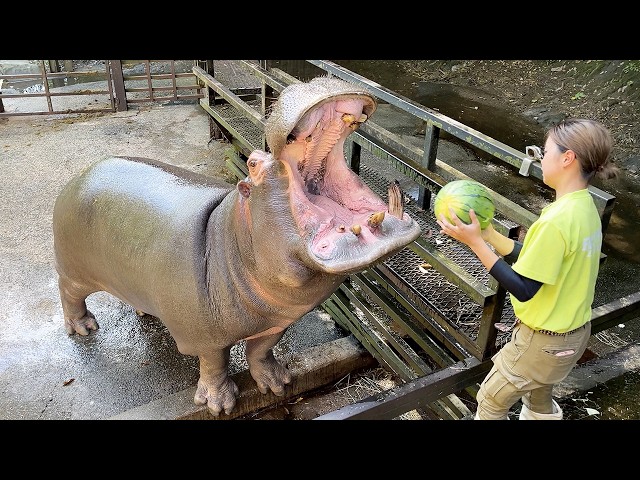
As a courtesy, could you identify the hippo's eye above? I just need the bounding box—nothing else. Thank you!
[286,133,296,145]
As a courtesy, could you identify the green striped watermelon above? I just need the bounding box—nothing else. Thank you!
[433,179,495,229]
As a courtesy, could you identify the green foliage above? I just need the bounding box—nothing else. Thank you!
[571,92,586,101]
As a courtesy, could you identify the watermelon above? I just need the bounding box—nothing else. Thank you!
[433,179,495,229]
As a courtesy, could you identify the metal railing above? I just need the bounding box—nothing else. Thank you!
[0,60,205,117]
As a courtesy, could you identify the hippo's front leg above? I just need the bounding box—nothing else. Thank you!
[245,329,292,396]
[194,345,240,416]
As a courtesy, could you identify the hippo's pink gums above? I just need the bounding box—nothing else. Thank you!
[52,76,422,416]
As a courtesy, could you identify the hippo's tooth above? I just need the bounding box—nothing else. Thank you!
[388,180,405,219]
[367,211,385,228]
[350,224,362,236]
[336,225,346,233]
[342,113,368,130]
[342,113,356,124]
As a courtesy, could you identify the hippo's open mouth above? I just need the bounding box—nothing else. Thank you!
[264,77,422,274]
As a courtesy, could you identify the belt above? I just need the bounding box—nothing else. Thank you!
[535,323,588,336]
[494,318,589,336]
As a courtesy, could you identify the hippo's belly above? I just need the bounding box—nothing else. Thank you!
[53,156,233,317]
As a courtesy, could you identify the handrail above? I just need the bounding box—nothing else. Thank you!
[306,60,616,232]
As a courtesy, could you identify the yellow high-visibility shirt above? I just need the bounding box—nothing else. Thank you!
[511,189,601,332]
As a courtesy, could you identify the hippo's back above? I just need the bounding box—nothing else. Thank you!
[52,156,234,313]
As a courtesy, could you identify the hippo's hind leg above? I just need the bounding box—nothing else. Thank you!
[245,330,292,397]
[57,275,99,336]
[194,346,240,416]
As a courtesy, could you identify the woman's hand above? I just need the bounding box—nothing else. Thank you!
[437,208,501,271]
[437,208,485,248]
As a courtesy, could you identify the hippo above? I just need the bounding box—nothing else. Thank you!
[52,76,422,416]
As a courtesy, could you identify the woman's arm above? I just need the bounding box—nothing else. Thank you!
[437,208,539,301]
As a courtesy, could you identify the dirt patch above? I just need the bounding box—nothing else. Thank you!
[398,60,639,172]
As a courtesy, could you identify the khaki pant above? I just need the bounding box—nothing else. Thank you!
[475,321,591,420]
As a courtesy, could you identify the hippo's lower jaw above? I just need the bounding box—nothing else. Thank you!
[309,212,422,274]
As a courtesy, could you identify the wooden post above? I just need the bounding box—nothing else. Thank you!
[109,60,127,112]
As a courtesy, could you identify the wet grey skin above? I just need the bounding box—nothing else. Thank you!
[52,76,422,416]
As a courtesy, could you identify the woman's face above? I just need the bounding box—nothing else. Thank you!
[541,137,565,189]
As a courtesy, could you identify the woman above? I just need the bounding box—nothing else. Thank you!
[437,118,617,420]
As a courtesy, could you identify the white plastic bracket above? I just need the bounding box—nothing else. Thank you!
[519,145,543,176]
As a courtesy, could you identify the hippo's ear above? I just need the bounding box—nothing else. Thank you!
[237,180,252,198]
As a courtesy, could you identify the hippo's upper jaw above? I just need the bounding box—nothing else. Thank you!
[264,76,422,275]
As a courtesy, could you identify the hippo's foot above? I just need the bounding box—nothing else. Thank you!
[248,357,293,396]
[64,310,99,336]
[194,375,240,416]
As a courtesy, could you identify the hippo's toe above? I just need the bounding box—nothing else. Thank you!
[249,359,292,396]
[65,310,99,336]
[194,376,240,416]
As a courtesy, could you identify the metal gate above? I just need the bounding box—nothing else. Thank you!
[0,60,204,117]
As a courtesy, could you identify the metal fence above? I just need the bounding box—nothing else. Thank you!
[0,60,204,117]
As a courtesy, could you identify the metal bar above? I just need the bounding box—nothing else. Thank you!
[126,95,203,103]
[0,90,113,98]
[199,100,260,156]
[314,356,491,420]
[368,266,478,358]
[123,72,196,81]
[0,70,109,80]
[353,272,456,368]
[0,108,116,117]
[126,86,201,93]
[359,270,462,367]
[193,66,266,128]
[333,285,418,380]
[591,290,640,334]
[342,280,432,378]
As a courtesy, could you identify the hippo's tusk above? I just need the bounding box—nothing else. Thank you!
[388,180,405,219]
[367,211,385,228]
[350,224,362,236]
